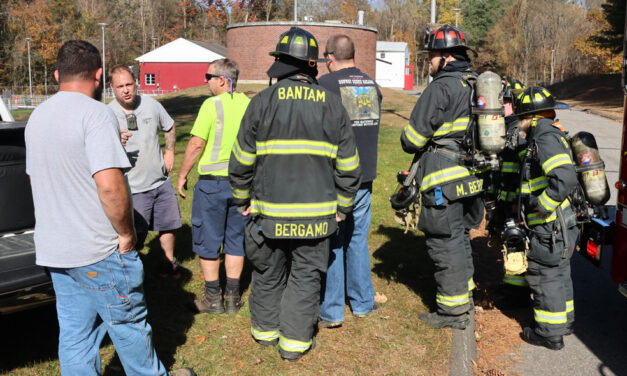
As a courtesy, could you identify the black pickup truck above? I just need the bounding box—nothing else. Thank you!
[0,118,55,314]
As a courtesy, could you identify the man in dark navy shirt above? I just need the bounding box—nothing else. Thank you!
[318,34,383,328]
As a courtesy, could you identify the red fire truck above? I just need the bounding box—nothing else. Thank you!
[610,17,627,290]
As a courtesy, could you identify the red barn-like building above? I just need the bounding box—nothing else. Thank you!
[135,38,226,93]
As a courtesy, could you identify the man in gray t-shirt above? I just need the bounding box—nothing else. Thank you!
[24,40,194,376]
[108,65,184,277]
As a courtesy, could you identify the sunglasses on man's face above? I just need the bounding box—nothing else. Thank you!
[205,73,221,82]
[323,51,334,58]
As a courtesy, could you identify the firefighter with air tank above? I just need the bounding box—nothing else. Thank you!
[400,24,484,330]
[512,86,579,350]
[491,77,533,308]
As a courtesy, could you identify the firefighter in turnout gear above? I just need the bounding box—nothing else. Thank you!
[514,86,578,350]
[401,25,483,329]
[493,78,532,307]
[228,27,361,362]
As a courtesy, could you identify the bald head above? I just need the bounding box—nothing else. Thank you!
[326,34,355,61]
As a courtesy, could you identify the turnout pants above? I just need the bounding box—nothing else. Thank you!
[245,220,329,355]
[525,208,578,337]
[419,191,483,316]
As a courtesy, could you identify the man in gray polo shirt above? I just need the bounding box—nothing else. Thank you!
[109,64,184,277]
[25,40,194,376]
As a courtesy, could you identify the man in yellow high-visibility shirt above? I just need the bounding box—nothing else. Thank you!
[178,58,250,314]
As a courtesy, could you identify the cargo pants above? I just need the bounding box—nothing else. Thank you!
[245,220,329,355]
[418,187,483,316]
[525,206,578,337]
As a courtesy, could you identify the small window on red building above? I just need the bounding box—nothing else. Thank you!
[145,73,155,85]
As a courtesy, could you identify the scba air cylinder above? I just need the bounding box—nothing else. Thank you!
[571,131,610,206]
[476,71,506,157]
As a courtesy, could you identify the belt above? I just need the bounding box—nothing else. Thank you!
[199,175,230,181]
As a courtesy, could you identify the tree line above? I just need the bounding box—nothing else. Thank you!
[0,0,624,94]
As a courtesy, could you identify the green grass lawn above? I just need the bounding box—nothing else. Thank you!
[1,84,451,375]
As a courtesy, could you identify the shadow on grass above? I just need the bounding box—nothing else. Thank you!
[471,232,532,329]
[102,221,255,374]
[0,303,59,373]
[102,224,197,375]
[0,227,200,375]
[371,224,438,313]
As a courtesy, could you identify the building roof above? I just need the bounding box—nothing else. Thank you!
[376,41,408,52]
[135,38,226,63]
[188,40,227,57]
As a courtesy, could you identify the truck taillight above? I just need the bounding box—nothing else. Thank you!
[587,240,600,261]
[615,180,626,191]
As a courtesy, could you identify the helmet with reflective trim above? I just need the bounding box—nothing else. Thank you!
[510,79,526,96]
[514,86,556,116]
[502,78,525,99]
[269,27,320,64]
[423,24,470,51]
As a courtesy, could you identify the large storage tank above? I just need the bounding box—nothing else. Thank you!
[227,22,378,82]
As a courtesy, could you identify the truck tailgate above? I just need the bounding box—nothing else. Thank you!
[0,232,49,294]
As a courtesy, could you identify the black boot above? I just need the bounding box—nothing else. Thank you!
[418,312,469,329]
[521,327,564,350]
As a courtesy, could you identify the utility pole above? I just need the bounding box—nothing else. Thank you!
[550,49,555,85]
[454,8,461,27]
[294,0,298,21]
[25,37,33,99]
[152,37,157,50]
[98,22,108,101]
[430,0,436,24]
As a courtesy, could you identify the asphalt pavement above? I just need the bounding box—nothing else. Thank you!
[514,109,627,376]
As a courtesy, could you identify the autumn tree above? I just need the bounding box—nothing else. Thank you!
[460,0,508,49]
[596,0,626,53]
[7,0,63,93]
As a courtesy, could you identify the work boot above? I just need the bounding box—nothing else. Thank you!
[169,368,196,376]
[254,337,279,347]
[354,302,380,318]
[521,327,564,350]
[318,318,342,329]
[159,257,191,280]
[279,337,316,362]
[418,312,469,329]
[194,293,225,314]
[225,294,242,313]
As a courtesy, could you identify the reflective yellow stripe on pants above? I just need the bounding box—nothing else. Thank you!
[251,327,279,342]
[279,335,311,353]
[437,278,475,307]
[503,274,529,287]
[534,308,567,325]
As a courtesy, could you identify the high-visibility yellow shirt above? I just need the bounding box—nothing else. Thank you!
[191,91,250,176]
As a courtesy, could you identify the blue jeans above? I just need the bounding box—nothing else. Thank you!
[50,249,167,376]
[320,184,375,322]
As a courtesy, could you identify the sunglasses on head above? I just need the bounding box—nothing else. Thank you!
[205,73,221,81]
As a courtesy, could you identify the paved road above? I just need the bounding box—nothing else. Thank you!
[515,109,627,376]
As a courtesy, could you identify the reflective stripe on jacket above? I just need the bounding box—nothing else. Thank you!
[228,74,361,239]
[521,118,577,225]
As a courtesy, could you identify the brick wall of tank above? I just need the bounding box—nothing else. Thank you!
[227,23,377,81]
